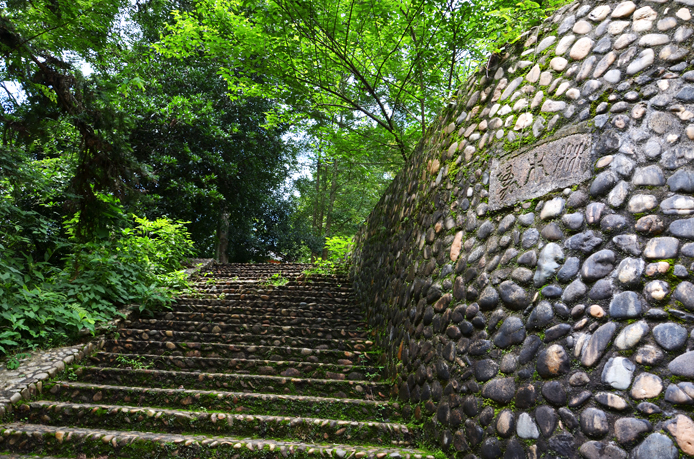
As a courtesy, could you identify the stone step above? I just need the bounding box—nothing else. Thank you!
[42,382,402,421]
[201,272,348,281]
[116,328,375,351]
[16,401,414,446]
[71,366,390,399]
[101,340,376,365]
[0,423,430,458]
[0,455,69,459]
[88,352,381,380]
[188,283,352,291]
[168,303,365,319]
[194,278,351,286]
[173,292,361,310]
[121,319,371,339]
[196,282,351,291]
[145,311,363,328]
[181,291,355,301]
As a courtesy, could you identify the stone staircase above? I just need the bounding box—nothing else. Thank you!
[0,263,431,459]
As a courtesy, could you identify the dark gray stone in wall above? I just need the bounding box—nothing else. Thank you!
[633,433,678,459]
[669,351,694,377]
[536,344,570,378]
[565,231,603,253]
[673,281,694,311]
[519,335,542,365]
[670,218,694,239]
[609,291,642,318]
[581,249,615,281]
[498,281,531,310]
[527,301,554,330]
[493,316,526,348]
[668,169,694,192]
[581,322,617,367]
[481,378,516,404]
[557,257,580,282]
[580,407,609,438]
[590,171,618,196]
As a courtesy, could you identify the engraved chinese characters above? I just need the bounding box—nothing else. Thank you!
[489,134,593,209]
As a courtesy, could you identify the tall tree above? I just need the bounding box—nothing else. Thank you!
[157,0,557,161]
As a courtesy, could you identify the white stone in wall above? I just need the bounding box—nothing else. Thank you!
[550,57,568,71]
[611,1,636,19]
[639,33,670,46]
[539,71,552,86]
[614,321,649,350]
[494,67,504,80]
[566,88,580,99]
[593,52,616,78]
[537,36,557,53]
[634,6,657,21]
[589,5,611,22]
[633,18,654,31]
[604,69,621,84]
[628,194,658,213]
[555,35,576,55]
[608,181,630,207]
[626,49,655,75]
[517,413,540,439]
[464,145,475,161]
[500,77,523,101]
[660,45,689,61]
[531,91,544,109]
[556,81,570,96]
[607,20,631,34]
[513,98,528,112]
[573,20,592,34]
[601,356,635,390]
[489,117,503,129]
[569,37,594,59]
[674,26,693,43]
[614,33,638,49]
[514,113,533,130]
[541,100,566,112]
[677,8,692,20]
[541,197,565,220]
[657,17,678,30]
[661,195,694,215]
[525,64,541,83]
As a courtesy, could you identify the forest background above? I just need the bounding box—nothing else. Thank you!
[0,0,565,354]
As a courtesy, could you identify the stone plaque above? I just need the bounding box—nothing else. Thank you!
[489,133,592,209]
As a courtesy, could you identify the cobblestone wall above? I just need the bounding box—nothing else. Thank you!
[351,0,694,457]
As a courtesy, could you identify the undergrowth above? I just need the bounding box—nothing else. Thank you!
[0,193,195,356]
[302,236,353,277]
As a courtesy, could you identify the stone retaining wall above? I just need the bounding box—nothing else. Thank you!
[351,0,694,457]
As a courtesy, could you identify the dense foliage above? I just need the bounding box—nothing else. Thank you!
[157,0,568,257]
[0,0,566,353]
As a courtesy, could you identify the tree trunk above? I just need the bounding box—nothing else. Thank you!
[216,206,230,263]
[313,156,322,234]
[321,158,340,260]
[311,155,324,261]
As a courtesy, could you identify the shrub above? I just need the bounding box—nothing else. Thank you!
[0,211,195,354]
